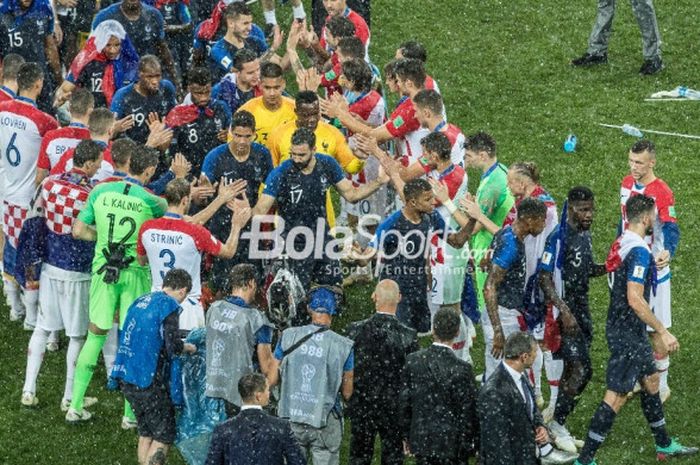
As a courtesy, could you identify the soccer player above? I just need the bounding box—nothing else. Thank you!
[54,20,140,109]
[164,67,232,178]
[0,0,61,112]
[574,194,697,465]
[0,63,58,325]
[620,139,678,401]
[36,88,94,186]
[21,140,104,410]
[201,111,273,293]
[482,198,546,379]
[110,268,197,465]
[412,89,464,166]
[54,0,96,67]
[156,0,192,85]
[252,127,388,303]
[92,0,178,85]
[211,49,262,114]
[238,61,296,148]
[110,55,178,145]
[138,178,250,330]
[0,53,24,102]
[538,187,607,453]
[318,0,370,59]
[67,146,167,424]
[395,40,441,93]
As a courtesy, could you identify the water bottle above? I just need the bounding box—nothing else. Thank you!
[678,86,700,99]
[563,134,577,153]
[622,124,643,138]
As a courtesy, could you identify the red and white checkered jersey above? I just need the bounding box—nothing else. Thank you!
[37,124,90,172]
[441,123,465,167]
[138,214,223,299]
[620,175,676,255]
[346,91,386,189]
[386,97,429,166]
[0,99,58,206]
[50,143,115,182]
[2,201,28,248]
[320,8,370,60]
[41,170,92,235]
[427,164,468,266]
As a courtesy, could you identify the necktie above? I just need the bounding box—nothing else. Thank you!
[520,374,533,420]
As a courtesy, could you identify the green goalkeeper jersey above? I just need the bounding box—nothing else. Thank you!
[78,179,167,272]
[471,161,514,251]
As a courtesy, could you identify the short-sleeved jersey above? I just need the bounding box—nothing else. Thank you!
[263,154,345,236]
[66,60,133,109]
[440,122,465,167]
[490,225,526,310]
[168,100,232,177]
[237,96,296,148]
[138,212,222,299]
[0,7,54,70]
[471,161,514,249]
[0,98,58,206]
[201,142,273,241]
[92,2,165,56]
[208,36,267,81]
[41,169,96,272]
[211,74,260,114]
[110,81,177,144]
[50,142,115,182]
[268,120,363,174]
[158,1,190,27]
[0,85,16,102]
[606,231,654,348]
[37,124,91,172]
[369,209,447,290]
[386,97,429,165]
[319,8,370,59]
[620,175,677,256]
[78,179,167,271]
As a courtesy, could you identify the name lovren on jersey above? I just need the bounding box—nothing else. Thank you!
[0,116,27,130]
[102,197,144,212]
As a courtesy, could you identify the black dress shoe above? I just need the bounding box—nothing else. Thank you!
[639,57,664,75]
[571,52,608,66]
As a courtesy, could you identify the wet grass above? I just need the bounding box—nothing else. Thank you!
[2,0,700,463]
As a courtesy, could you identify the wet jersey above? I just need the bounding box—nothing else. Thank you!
[37,123,91,172]
[138,212,222,299]
[319,8,370,59]
[471,161,514,254]
[110,81,177,144]
[491,225,526,310]
[50,141,114,182]
[0,86,15,102]
[386,97,429,166]
[66,60,134,108]
[92,2,165,56]
[211,73,260,114]
[0,5,54,71]
[208,36,267,82]
[238,96,296,149]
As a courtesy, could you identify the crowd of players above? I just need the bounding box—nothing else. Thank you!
[0,0,697,463]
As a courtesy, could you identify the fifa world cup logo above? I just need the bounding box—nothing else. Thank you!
[212,339,225,367]
[301,364,316,393]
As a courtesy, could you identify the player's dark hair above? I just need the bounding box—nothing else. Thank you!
[413,89,443,115]
[238,372,267,403]
[73,140,104,168]
[164,179,191,205]
[260,62,283,79]
[383,59,399,79]
[296,90,319,107]
[233,48,258,71]
[625,194,656,223]
[129,146,159,176]
[631,139,656,156]
[69,87,95,117]
[394,59,426,88]
[510,161,540,184]
[464,131,497,158]
[110,137,136,167]
[188,67,211,87]
[338,37,365,60]
[2,53,26,81]
[432,307,461,342]
[398,40,427,63]
[341,58,372,92]
[327,15,355,39]
[291,127,316,148]
[568,186,594,203]
[229,263,257,291]
[16,63,43,92]
[504,332,536,359]
[138,55,161,73]
[421,132,452,161]
[224,1,252,20]
[232,110,256,131]
[163,268,193,293]
[88,108,116,136]
[517,197,547,220]
[403,178,431,201]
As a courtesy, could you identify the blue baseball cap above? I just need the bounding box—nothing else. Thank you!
[309,288,338,315]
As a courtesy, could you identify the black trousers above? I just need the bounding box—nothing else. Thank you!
[349,414,403,465]
[415,457,462,465]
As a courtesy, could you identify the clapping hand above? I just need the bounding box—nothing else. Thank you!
[169,153,191,179]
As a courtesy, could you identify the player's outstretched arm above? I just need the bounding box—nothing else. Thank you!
[217,200,251,259]
[252,193,276,217]
[335,175,387,203]
[72,219,97,241]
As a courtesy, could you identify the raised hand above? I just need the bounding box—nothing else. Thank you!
[170,153,191,179]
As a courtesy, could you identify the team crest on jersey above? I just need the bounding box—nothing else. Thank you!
[145,25,152,33]
[633,265,645,279]
[393,116,404,128]
[668,206,676,218]
[541,251,552,265]
[214,118,222,130]
[321,141,329,152]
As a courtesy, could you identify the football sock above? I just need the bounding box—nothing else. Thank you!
[545,352,563,409]
[64,336,85,402]
[70,331,106,411]
[21,288,39,328]
[554,391,577,425]
[640,391,671,447]
[655,354,670,391]
[23,327,49,394]
[578,401,617,464]
[292,4,306,19]
[3,276,23,316]
[48,330,59,344]
[264,10,277,25]
[102,323,118,374]
[533,345,543,397]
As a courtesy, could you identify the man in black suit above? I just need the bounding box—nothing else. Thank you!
[345,279,419,465]
[205,373,306,465]
[400,307,479,465]
[479,332,577,465]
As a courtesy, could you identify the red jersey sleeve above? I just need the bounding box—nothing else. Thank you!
[192,224,223,255]
[650,180,677,223]
[136,221,152,256]
[385,100,420,138]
